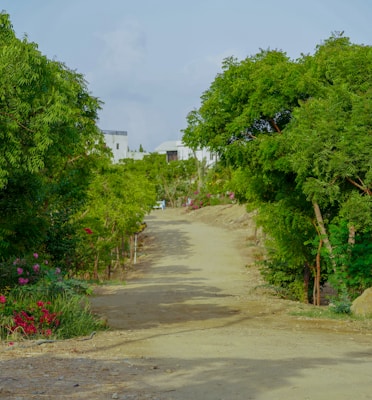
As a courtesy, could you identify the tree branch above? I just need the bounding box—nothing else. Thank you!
[0,111,35,133]
[312,201,335,269]
[268,118,282,134]
[346,177,372,195]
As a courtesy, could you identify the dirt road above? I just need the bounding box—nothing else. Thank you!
[1,206,372,399]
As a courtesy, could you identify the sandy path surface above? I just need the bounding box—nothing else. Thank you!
[1,206,372,399]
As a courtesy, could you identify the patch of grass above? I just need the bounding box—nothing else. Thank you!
[290,304,364,321]
[53,294,107,339]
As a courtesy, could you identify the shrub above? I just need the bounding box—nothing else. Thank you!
[186,191,236,210]
[0,252,50,290]
[0,273,104,340]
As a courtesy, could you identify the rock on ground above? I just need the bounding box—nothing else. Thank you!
[351,287,372,316]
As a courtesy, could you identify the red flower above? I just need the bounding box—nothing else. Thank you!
[84,228,93,234]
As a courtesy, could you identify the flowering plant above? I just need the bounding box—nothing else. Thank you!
[0,296,61,338]
[0,252,51,290]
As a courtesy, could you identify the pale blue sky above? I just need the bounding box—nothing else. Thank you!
[2,0,371,151]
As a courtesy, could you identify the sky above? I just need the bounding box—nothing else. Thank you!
[2,0,372,152]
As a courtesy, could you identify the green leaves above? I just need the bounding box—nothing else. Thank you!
[182,33,372,300]
[0,13,106,261]
[72,163,157,275]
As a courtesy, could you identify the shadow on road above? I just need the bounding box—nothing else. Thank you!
[2,350,369,399]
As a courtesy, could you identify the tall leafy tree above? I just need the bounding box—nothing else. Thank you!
[286,35,372,297]
[183,34,372,302]
[0,13,106,259]
[183,48,316,301]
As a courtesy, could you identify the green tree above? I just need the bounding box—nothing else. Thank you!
[121,154,198,207]
[183,47,316,301]
[285,35,372,299]
[0,13,107,261]
[182,34,372,302]
[73,163,156,278]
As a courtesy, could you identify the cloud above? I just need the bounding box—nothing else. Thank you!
[98,19,147,77]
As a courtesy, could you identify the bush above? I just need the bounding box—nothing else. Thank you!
[0,277,105,340]
[186,190,236,210]
[0,252,50,290]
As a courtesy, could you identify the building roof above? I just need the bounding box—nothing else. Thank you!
[154,140,182,153]
[102,130,128,136]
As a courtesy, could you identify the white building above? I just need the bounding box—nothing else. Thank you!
[126,150,150,161]
[102,130,128,163]
[154,140,217,166]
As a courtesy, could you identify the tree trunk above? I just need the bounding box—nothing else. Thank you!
[303,263,310,304]
[312,201,334,263]
[94,253,99,280]
[130,235,134,263]
[314,239,322,306]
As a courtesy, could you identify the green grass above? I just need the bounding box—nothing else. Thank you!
[290,304,370,321]
[51,294,107,339]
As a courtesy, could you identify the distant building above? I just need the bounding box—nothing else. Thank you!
[102,130,128,163]
[126,150,150,161]
[154,140,217,166]
[102,131,217,166]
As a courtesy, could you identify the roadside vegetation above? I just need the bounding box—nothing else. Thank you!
[182,32,372,308]
[1,10,370,342]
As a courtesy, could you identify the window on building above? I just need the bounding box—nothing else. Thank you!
[116,143,119,150]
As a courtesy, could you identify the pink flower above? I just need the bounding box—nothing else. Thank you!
[44,260,49,265]
[17,267,23,275]
[84,228,93,234]
[55,268,61,274]
[37,301,44,307]
[18,277,29,285]
[33,253,39,259]
[0,295,6,304]
[33,264,40,272]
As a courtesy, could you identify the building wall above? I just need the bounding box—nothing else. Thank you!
[102,130,128,163]
[155,140,217,167]
[127,150,150,161]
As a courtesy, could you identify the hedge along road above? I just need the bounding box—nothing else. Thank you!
[90,206,372,400]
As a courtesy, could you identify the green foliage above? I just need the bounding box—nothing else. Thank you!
[260,260,309,302]
[72,163,156,276]
[121,154,198,207]
[328,287,352,314]
[0,269,103,340]
[51,295,104,339]
[0,289,104,340]
[0,252,49,290]
[0,13,108,262]
[329,221,372,297]
[182,33,372,301]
